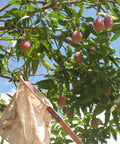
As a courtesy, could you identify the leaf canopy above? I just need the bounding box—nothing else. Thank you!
[0,0,120,143]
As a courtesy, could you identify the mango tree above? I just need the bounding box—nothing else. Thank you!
[0,0,120,143]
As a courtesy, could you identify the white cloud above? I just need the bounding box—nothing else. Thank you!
[107,135,120,144]
[0,88,16,104]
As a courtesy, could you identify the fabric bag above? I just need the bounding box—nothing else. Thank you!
[0,80,52,144]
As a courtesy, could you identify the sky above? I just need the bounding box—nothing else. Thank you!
[0,0,120,144]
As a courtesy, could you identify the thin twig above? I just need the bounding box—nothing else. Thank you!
[0,4,11,12]
[0,74,18,81]
[0,25,45,31]
[97,0,99,16]
[0,0,119,13]
[115,56,120,60]
[0,0,118,31]
[51,35,82,46]
[30,73,50,76]
[105,0,108,14]
[0,39,17,41]
[0,1,47,12]
[0,20,21,31]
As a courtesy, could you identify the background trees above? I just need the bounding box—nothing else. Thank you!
[0,0,120,143]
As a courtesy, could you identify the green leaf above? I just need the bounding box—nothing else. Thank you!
[85,17,94,22]
[41,61,51,72]
[66,45,72,58]
[36,79,57,90]
[111,127,117,141]
[58,18,68,26]
[0,98,6,104]
[34,14,41,25]
[16,15,30,25]
[32,59,39,75]
[111,104,117,113]
[112,111,119,128]
[0,37,12,41]
[23,59,30,78]
[44,16,55,32]
[7,0,19,5]
[93,103,106,117]
[116,0,120,4]
[109,56,119,68]
[77,5,84,17]
[104,109,110,126]
[111,31,120,41]
[0,54,4,59]
[0,138,4,144]
[60,2,74,18]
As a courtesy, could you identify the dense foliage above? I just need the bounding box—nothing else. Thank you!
[0,0,120,143]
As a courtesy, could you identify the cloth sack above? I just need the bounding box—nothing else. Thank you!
[0,80,52,144]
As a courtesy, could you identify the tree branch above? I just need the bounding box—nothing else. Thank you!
[0,0,119,31]
[0,20,21,31]
[0,25,6,31]
[0,0,119,13]
[30,73,50,76]
[0,1,47,12]
[0,4,11,12]
[51,34,83,46]
[0,75,18,81]
[115,56,120,60]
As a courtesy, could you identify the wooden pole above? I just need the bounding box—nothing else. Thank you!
[19,74,83,144]
[47,106,83,144]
